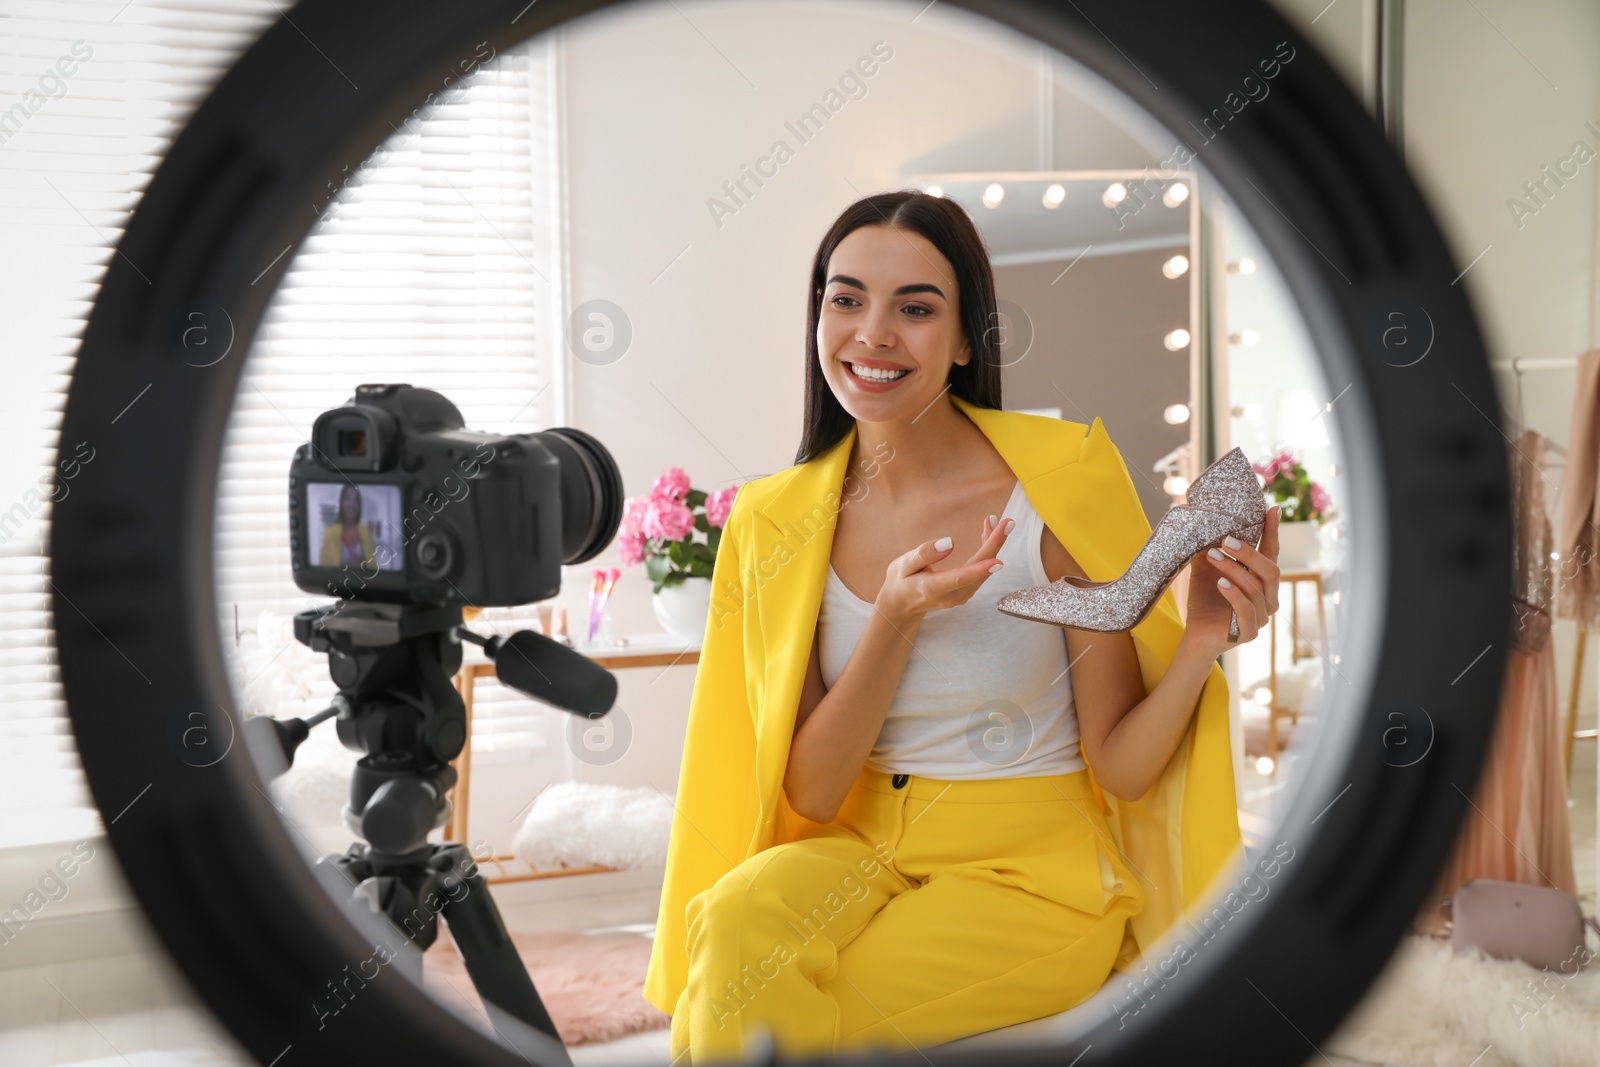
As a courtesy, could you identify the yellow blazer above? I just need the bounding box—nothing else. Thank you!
[318,522,375,569]
[642,395,1242,1015]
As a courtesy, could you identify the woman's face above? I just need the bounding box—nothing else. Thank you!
[340,488,361,524]
[816,224,971,425]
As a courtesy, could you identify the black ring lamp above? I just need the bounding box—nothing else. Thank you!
[52,0,1509,1063]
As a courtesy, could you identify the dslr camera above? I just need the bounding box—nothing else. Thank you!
[254,383,624,1053]
[289,383,622,607]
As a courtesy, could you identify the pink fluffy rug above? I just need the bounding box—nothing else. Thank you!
[424,927,670,1046]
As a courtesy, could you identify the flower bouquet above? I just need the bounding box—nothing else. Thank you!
[1251,449,1334,524]
[619,467,738,594]
[1251,448,1333,571]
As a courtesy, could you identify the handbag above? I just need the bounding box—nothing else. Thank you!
[1450,878,1600,973]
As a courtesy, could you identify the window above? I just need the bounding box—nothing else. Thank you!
[214,30,568,757]
[0,0,567,848]
[0,0,281,846]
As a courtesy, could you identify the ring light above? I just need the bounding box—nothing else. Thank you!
[52,0,1509,1062]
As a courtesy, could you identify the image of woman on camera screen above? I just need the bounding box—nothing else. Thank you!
[318,484,377,570]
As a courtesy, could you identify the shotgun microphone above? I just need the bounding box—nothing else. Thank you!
[462,628,618,719]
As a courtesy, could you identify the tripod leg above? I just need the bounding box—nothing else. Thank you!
[437,849,572,1067]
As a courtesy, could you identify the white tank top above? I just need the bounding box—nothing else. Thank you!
[818,479,1088,779]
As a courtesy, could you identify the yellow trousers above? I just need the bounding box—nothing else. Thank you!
[669,764,1146,1063]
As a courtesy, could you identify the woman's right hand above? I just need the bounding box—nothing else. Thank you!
[875,515,1013,624]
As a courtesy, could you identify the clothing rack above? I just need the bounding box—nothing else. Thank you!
[1491,358,1572,456]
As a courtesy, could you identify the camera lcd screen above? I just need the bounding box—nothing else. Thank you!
[305,482,404,573]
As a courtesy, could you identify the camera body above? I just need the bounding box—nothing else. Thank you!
[289,384,566,607]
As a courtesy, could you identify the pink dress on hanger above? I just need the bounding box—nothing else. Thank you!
[1412,427,1578,934]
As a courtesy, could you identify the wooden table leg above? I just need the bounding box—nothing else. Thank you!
[1290,577,1303,663]
[1268,594,1278,776]
[1564,625,1586,784]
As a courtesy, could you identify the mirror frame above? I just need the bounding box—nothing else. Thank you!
[908,167,1204,515]
[51,0,1509,1062]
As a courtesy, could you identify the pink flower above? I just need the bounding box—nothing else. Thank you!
[617,497,651,567]
[621,496,648,533]
[704,485,738,528]
[651,467,690,504]
[643,497,695,541]
[618,527,647,567]
[1309,481,1331,517]
[1252,450,1297,480]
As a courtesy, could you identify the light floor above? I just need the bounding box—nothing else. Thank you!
[5,611,1595,1067]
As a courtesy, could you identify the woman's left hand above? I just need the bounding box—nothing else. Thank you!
[1182,506,1281,660]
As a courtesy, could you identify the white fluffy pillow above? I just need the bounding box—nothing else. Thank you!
[510,781,674,874]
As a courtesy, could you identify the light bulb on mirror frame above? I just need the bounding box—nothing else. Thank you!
[1227,257,1257,275]
[1163,327,1191,351]
[1162,182,1189,207]
[1228,329,1260,347]
[1161,254,1189,279]
[982,182,1005,208]
[925,184,944,198]
[1253,687,1273,705]
[1042,183,1066,208]
[1163,474,1189,496]
[1163,403,1190,425]
[1255,755,1276,776]
[1102,182,1127,208]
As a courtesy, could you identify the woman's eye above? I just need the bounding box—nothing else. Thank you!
[830,295,860,309]
[902,304,932,317]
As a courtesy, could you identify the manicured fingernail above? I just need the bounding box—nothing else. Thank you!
[989,562,1004,574]
[989,514,997,526]
[1224,535,1242,550]
[935,536,953,552]
[1208,547,1225,561]
[1002,517,1014,534]
[1218,576,1232,588]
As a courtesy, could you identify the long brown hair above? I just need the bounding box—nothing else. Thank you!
[794,190,1003,466]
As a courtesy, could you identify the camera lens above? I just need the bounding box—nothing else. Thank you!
[534,426,623,565]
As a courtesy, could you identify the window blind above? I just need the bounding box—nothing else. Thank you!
[0,0,566,848]
[0,0,283,846]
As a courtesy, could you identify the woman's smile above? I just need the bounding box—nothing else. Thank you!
[843,357,913,391]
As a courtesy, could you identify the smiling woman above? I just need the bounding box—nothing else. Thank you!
[646,190,1261,1060]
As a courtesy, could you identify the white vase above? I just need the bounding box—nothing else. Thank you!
[652,576,712,644]
[1276,520,1322,572]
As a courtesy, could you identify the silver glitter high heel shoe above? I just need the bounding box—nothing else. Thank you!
[995,447,1266,640]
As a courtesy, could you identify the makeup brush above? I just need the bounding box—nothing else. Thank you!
[592,567,620,643]
[586,568,605,643]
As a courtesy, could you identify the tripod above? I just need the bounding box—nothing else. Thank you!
[249,601,617,1065]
